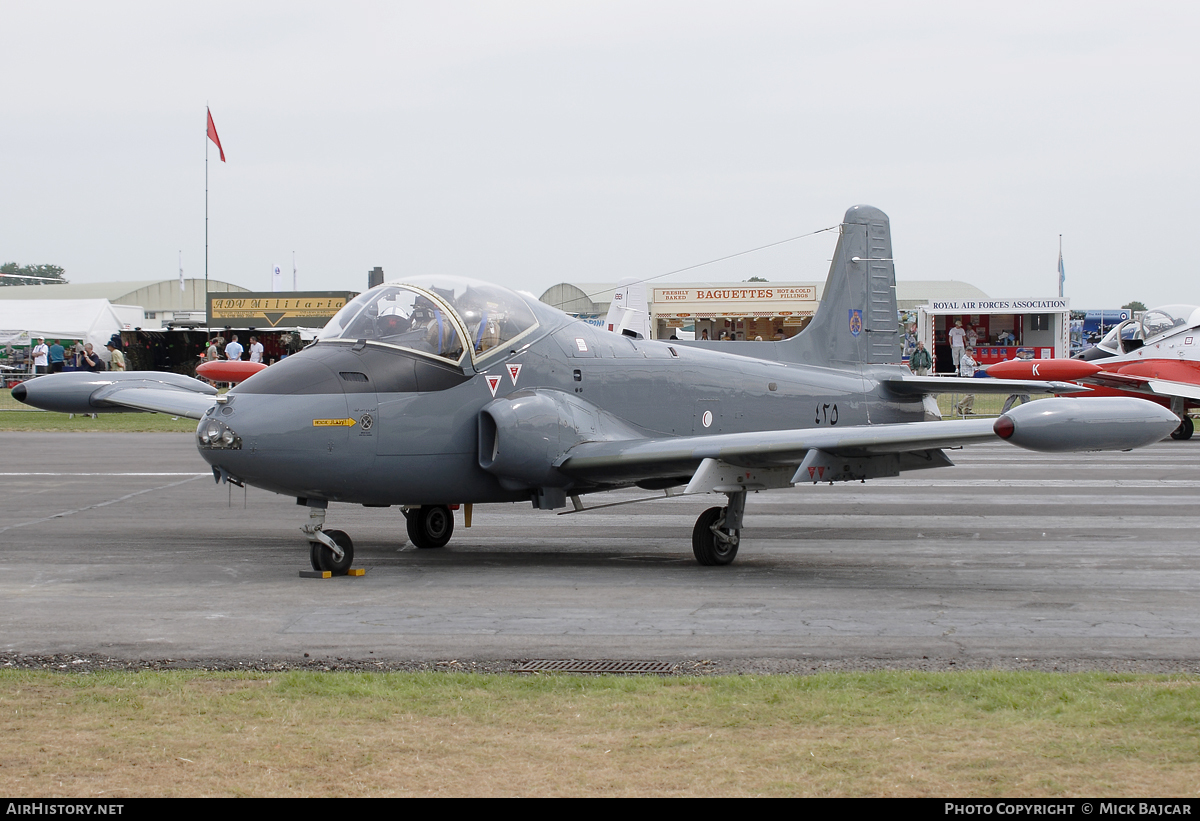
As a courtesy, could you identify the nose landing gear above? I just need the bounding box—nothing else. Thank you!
[301,503,355,575]
[309,529,354,574]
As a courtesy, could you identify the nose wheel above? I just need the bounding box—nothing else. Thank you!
[405,505,454,549]
[309,529,354,575]
[301,503,355,575]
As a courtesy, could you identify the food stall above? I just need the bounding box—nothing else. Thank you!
[916,297,1070,373]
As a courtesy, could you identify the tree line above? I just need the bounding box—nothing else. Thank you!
[1,262,68,286]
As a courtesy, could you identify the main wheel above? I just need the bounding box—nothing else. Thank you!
[406,505,454,549]
[309,529,354,575]
[1171,416,1194,440]
[692,506,739,566]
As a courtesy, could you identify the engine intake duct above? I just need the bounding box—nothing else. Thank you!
[478,389,641,492]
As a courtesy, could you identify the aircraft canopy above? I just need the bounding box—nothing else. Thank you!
[316,276,539,364]
[1094,304,1200,356]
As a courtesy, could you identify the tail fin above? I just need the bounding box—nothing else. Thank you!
[603,277,651,338]
[778,204,900,366]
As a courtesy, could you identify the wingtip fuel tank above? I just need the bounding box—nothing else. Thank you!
[993,397,1179,451]
[196,360,268,384]
[986,359,1103,382]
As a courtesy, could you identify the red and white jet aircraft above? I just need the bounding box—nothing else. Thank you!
[988,304,1200,440]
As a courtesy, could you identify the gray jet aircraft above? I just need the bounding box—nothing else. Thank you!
[13,205,1179,573]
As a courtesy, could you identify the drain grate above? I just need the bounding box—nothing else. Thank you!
[516,659,676,675]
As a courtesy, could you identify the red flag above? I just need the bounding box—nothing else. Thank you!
[206,107,226,162]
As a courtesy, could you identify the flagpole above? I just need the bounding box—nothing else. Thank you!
[205,107,209,316]
[1058,234,1063,298]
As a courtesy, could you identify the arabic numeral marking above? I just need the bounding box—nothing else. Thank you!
[814,403,839,425]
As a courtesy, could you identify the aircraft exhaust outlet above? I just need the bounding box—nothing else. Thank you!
[994,397,1179,452]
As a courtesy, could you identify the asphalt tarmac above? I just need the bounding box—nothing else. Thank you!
[1,431,1198,673]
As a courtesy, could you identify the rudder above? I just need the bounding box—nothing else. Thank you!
[778,204,900,366]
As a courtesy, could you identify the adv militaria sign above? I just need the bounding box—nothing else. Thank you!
[207,291,357,328]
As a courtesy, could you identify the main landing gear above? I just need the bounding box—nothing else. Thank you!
[405,505,455,549]
[1171,415,1194,441]
[691,491,746,566]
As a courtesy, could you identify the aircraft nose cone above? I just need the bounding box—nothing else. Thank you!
[11,382,27,404]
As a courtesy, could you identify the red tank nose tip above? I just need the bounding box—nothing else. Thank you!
[993,415,1015,439]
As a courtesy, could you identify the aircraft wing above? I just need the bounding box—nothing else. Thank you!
[555,417,998,484]
[12,371,218,420]
[882,375,1089,395]
[554,397,1177,487]
[88,385,218,419]
[1077,372,1200,402]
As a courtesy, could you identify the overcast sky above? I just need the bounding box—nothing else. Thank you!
[3,1,1198,308]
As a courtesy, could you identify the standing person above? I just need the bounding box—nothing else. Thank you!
[205,338,220,361]
[955,346,979,416]
[949,319,967,370]
[48,340,66,373]
[80,343,103,372]
[909,340,933,375]
[224,334,243,361]
[31,338,49,375]
[1000,393,1030,414]
[105,340,126,372]
[248,335,264,363]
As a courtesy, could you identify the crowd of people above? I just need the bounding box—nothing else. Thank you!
[14,330,273,379]
[202,334,264,363]
[24,336,126,374]
[908,319,1034,417]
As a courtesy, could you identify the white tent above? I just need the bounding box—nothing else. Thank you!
[0,299,143,348]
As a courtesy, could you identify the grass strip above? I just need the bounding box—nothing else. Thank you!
[0,411,197,433]
[1,669,1196,797]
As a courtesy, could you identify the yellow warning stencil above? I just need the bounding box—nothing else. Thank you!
[312,418,357,427]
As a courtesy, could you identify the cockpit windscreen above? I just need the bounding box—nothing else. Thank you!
[316,277,539,363]
[1139,305,1200,341]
